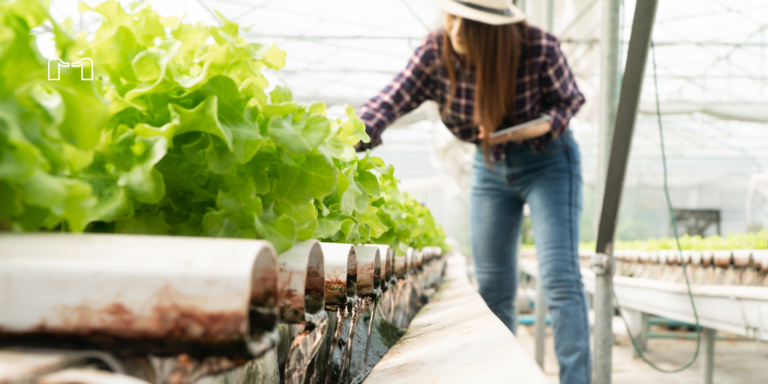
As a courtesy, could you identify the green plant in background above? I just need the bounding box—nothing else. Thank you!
[689,235,705,251]
[373,176,448,255]
[702,235,729,251]
[0,0,447,254]
[520,216,534,246]
[588,230,768,252]
[726,232,767,249]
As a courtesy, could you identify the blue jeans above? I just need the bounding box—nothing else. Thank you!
[470,131,591,384]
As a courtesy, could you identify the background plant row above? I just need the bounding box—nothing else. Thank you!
[572,231,768,252]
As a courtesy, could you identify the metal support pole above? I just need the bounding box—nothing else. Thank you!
[594,1,660,383]
[620,308,648,358]
[592,252,614,383]
[702,328,715,384]
[595,0,621,237]
[636,312,648,356]
[534,278,547,369]
[546,0,554,32]
[514,233,523,335]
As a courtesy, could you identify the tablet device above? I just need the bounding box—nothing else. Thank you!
[490,115,552,138]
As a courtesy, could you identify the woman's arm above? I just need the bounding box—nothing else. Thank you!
[484,33,584,145]
[537,34,585,138]
[356,37,438,151]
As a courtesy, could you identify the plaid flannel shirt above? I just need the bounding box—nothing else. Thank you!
[357,25,585,162]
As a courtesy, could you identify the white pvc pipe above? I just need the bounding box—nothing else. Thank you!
[277,240,325,323]
[319,243,357,306]
[0,233,278,356]
[353,245,381,297]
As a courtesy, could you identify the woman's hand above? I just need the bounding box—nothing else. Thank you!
[478,120,552,145]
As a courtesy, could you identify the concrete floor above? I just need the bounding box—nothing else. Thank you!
[515,322,768,384]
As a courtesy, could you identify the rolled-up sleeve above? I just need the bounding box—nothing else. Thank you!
[538,36,585,139]
[357,37,437,151]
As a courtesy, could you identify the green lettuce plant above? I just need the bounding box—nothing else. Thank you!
[0,0,447,254]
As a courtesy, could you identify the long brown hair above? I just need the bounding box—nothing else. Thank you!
[442,18,525,165]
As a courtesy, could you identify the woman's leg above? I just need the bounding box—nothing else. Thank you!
[523,138,591,384]
[470,154,525,332]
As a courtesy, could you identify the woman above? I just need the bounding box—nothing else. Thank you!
[357,0,590,382]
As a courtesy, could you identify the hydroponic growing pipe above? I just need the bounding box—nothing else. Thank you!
[0,234,448,383]
[0,234,280,359]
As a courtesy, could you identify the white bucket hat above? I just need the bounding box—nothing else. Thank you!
[430,0,526,25]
